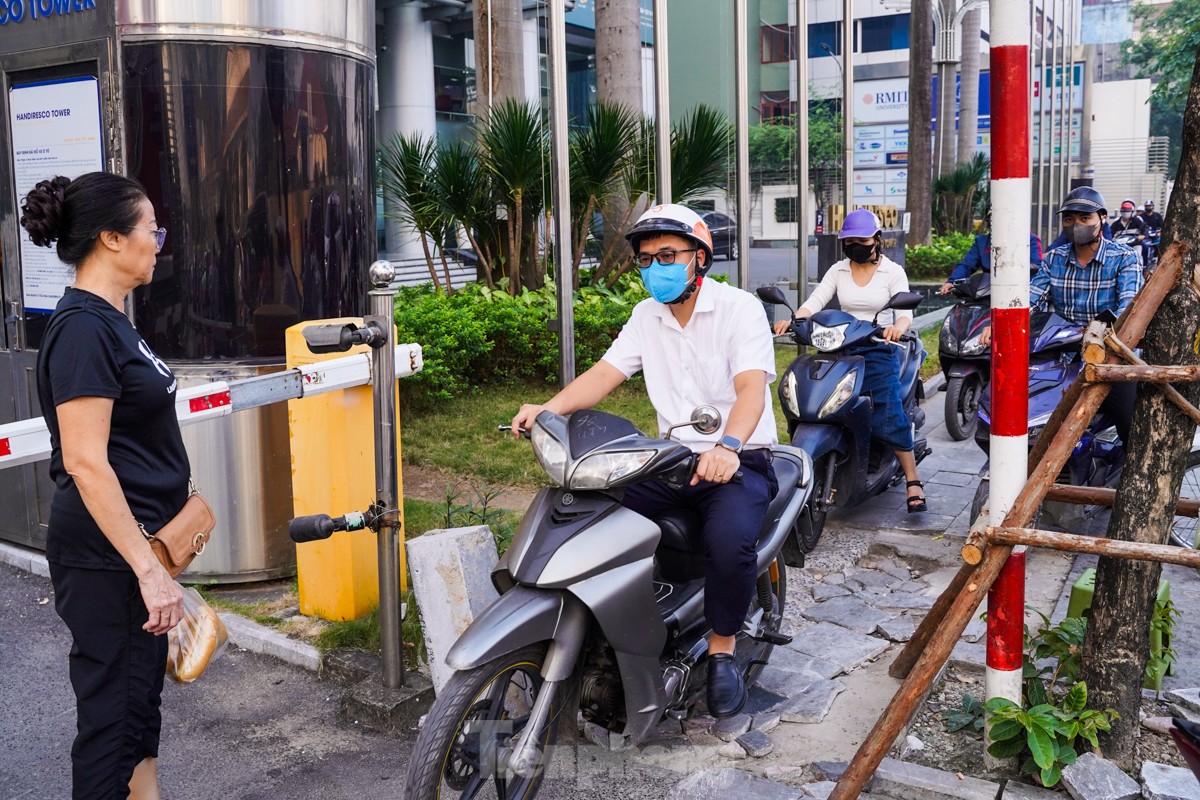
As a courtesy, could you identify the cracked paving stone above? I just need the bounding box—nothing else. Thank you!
[779,679,846,723]
[873,591,936,611]
[812,583,851,601]
[877,616,917,642]
[736,729,775,758]
[667,769,802,800]
[712,713,751,741]
[801,595,896,633]
[787,621,892,674]
[1060,752,1141,800]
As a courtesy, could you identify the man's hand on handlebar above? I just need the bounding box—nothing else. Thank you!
[692,446,741,486]
[980,325,992,347]
[938,281,955,295]
[510,404,545,438]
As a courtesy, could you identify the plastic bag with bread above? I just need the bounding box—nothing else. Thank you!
[166,585,229,683]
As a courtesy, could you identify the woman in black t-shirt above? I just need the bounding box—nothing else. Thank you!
[22,172,187,800]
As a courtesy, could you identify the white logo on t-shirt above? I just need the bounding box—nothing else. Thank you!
[138,340,174,392]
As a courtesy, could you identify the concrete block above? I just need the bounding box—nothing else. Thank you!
[736,729,775,758]
[666,768,801,800]
[321,649,380,684]
[1001,780,1062,799]
[1140,761,1200,800]
[0,541,50,578]
[868,757,1000,800]
[339,673,435,734]
[405,525,498,693]
[1059,752,1140,800]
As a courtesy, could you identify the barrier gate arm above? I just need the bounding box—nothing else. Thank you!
[0,343,424,470]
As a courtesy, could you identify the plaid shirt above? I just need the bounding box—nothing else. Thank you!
[1029,239,1143,325]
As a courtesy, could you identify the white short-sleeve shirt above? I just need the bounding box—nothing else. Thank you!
[799,255,913,327]
[601,279,779,451]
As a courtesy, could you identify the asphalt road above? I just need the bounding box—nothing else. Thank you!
[0,563,678,800]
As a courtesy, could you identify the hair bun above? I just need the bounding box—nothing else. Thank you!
[20,176,71,248]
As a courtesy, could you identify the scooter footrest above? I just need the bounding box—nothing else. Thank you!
[755,631,793,646]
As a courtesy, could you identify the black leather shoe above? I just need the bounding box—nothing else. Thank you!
[706,652,747,718]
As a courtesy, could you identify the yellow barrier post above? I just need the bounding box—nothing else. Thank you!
[286,318,406,621]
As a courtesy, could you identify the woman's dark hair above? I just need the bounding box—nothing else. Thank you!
[19,172,148,267]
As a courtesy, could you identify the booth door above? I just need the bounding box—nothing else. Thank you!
[0,52,112,550]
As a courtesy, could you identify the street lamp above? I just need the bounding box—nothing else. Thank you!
[820,42,844,78]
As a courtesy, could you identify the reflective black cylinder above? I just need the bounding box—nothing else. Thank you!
[123,41,373,360]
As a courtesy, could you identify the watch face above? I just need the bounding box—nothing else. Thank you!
[720,435,742,451]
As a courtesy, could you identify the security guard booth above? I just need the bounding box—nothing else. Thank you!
[0,1,376,580]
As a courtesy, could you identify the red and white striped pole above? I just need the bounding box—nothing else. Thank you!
[985,0,1031,768]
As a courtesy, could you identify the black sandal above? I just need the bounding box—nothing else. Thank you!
[906,480,927,514]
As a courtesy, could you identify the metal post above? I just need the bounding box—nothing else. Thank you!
[368,260,405,690]
[653,0,672,203]
[795,0,810,305]
[548,0,576,385]
[985,0,1031,770]
[734,0,751,290]
[842,0,854,218]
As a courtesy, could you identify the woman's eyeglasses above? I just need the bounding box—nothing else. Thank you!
[132,227,168,252]
[632,248,697,268]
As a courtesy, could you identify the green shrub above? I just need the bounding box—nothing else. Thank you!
[905,231,976,281]
[394,272,650,403]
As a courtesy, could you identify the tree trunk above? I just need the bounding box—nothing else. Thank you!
[1077,47,1200,769]
[956,8,981,165]
[595,0,642,112]
[474,0,525,119]
[418,235,442,292]
[907,0,934,245]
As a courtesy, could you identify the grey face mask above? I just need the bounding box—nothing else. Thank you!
[1066,222,1101,246]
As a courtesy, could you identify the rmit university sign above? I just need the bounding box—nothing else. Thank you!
[0,0,97,25]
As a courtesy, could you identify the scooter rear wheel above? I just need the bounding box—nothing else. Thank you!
[945,374,982,442]
[404,643,569,800]
[1168,449,1200,549]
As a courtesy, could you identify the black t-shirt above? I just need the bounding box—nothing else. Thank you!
[36,288,191,570]
[1111,216,1146,236]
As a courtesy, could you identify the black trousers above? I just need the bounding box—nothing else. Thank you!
[50,563,167,800]
[621,449,778,636]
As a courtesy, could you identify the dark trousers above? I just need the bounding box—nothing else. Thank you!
[50,563,167,800]
[621,449,777,636]
[1101,380,1136,444]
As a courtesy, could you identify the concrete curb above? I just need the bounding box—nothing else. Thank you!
[0,540,323,674]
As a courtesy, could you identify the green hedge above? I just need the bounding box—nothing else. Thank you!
[394,272,652,403]
[905,232,975,281]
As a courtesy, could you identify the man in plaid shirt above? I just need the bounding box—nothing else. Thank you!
[1031,189,1143,325]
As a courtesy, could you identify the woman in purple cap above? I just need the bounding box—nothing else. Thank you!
[773,208,926,512]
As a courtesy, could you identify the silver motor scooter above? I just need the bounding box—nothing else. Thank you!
[402,407,814,799]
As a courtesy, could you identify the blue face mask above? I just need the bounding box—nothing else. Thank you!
[639,260,692,303]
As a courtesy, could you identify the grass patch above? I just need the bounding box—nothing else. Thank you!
[919,325,942,381]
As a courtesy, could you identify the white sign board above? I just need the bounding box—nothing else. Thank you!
[9,76,105,313]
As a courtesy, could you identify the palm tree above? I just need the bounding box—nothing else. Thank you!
[670,104,733,203]
[569,101,640,282]
[477,99,548,294]
[379,132,446,291]
[933,152,989,233]
[431,139,499,288]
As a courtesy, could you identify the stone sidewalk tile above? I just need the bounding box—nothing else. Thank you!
[718,741,748,760]
[1060,752,1141,800]
[800,595,896,634]
[872,591,936,611]
[1166,688,1200,716]
[1140,761,1200,800]
[877,616,917,642]
[812,583,851,601]
[666,768,803,800]
[736,729,775,758]
[846,569,902,590]
[949,639,986,673]
[1001,780,1063,799]
[787,621,892,674]
[756,665,822,698]
[769,641,849,680]
[867,757,1000,800]
[927,470,977,488]
[752,710,781,733]
[801,780,839,799]
[812,761,849,781]
[779,678,846,723]
[712,714,751,741]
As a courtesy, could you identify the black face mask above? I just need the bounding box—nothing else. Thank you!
[842,241,877,264]
[1066,222,1101,246]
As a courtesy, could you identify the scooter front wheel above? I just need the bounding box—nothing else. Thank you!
[944,374,982,441]
[404,643,570,800]
[1169,449,1200,549]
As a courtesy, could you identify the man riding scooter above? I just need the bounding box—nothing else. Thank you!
[981,186,1143,442]
[937,210,1043,296]
[512,203,778,719]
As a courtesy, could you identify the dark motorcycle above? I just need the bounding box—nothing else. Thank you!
[759,286,931,545]
[939,272,992,441]
[1144,228,1161,269]
[379,407,816,799]
[1113,230,1144,265]
[969,311,1200,541]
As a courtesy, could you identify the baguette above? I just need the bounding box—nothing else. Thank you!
[166,600,228,683]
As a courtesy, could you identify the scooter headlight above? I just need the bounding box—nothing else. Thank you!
[938,323,955,352]
[780,370,800,418]
[569,450,657,490]
[818,370,858,418]
[959,334,988,357]
[809,322,848,352]
[531,421,568,487]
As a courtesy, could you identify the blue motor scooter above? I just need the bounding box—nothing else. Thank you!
[758,286,932,549]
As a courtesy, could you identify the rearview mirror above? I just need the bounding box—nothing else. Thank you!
[756,286,789,305]
[885,291,923,311]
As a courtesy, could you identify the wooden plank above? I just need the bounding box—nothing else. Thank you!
[1043,484,1200,516]
[1086,363,1200,383]
[1105,333,1200,426]
[989,525,1200,568]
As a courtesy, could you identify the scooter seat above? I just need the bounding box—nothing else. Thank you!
[656,508,704,553]
[759,454,802,544]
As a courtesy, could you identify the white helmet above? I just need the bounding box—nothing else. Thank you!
[625,203,715,267]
